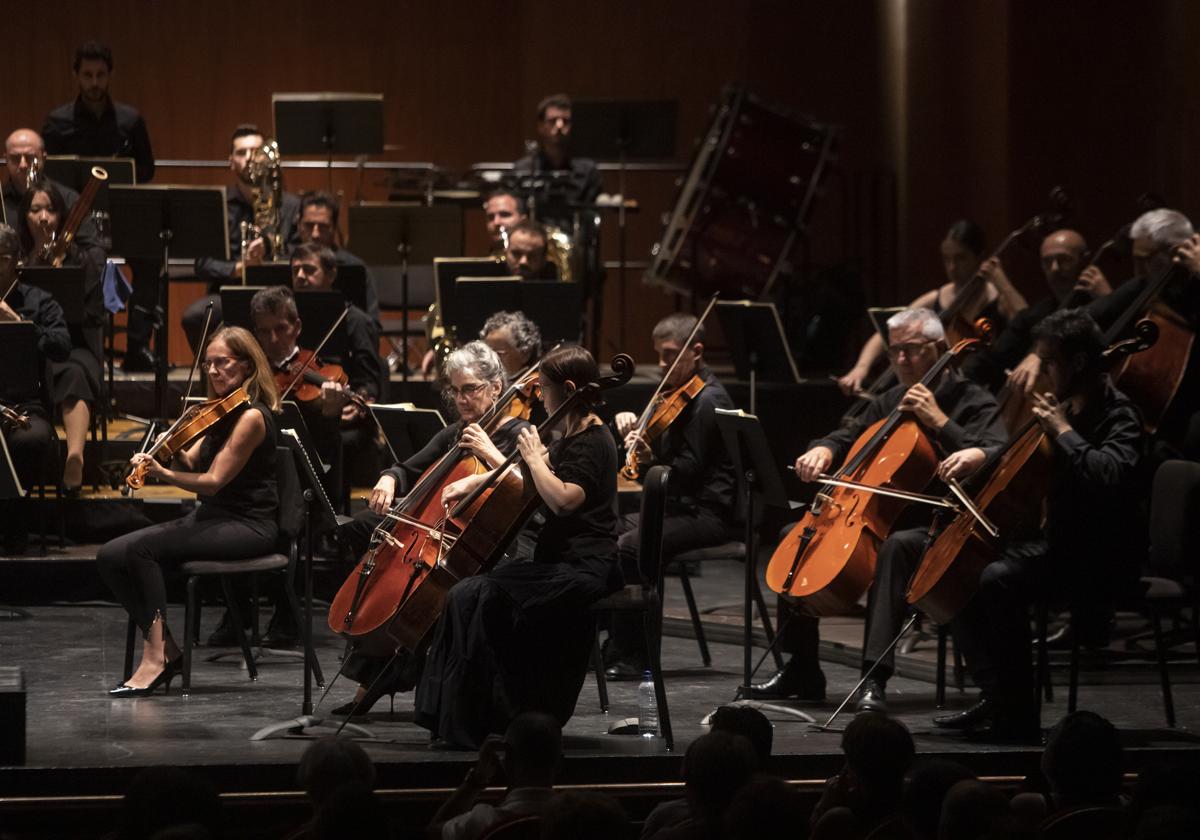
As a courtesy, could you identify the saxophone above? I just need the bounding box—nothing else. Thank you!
[240,139,284,264]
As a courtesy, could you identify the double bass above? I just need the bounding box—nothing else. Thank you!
[766,336,987,615]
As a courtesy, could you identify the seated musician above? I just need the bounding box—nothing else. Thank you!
[0,224,70,555]
[837,220,1027,396]
[751,307,1006,711]
[17,178,107,493]
[96,326,281,696]
[941,309,1144,741]
[511,94,602,234]
[294,191,380,327]
[605,313,738,680]
[480,309,542,380]
[333,341,532,716]
[181,124,301,352]
[970,229,1110,391]
[2,129,102,253]
[416,345,621,749]
[483,188,528,256]
[1088,209,1200,463]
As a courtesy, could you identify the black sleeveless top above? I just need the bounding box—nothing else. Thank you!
[932,288,1008,336]
[196,400,279,523]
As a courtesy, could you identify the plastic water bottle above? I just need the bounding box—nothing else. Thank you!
[638,670,659,738]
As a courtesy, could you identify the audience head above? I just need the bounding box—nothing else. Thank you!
[536,93,573,157]
[1040,229,1089,299]
[298,192,340,247]
[841,712,915,809]
[505,220,549,279]
[73,40,113,106]
[937,779,1011,840]
[941,218,986,286]
[902,759,977,840]
[1041,710,1123,808]
[5,129,45,193]
[502,711,562,788]
[680,731,758,826]
[480,310,541,377]
[541,790,630,840]
[297,736,377,809]
[1131,208,1193,281]
[725,775,808,840]
[709,705,773,768]
[313,780,391,840]
[1133,805,1200,840]
[119,766,221,840]
[290,242,339,291]
[1033,307,1107,395]
[483,188,527,248]
[229,124,265,182]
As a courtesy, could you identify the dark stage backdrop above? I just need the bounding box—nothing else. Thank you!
[2,1,1195,368]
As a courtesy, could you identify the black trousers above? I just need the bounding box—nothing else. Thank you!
[0,413,57,544]
[124,258,162,350]
[96,508,277,638]
[861,527,932,681]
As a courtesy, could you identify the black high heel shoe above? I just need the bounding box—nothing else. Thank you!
[330,686,396,718]
[108,657,182,698]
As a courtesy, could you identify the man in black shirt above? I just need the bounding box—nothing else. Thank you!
[2,129,101,251]
[511,94,602,234]
[939,309,1144,742]
[181,124,301,352]
[749,307,1006,711]
[0,224,70,554]
[604,313,739,679]
[41,41,155,184]
[483,188,528,256]
[294,191,379,327]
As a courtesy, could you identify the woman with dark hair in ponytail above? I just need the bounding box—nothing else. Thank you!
[414,344,621,749]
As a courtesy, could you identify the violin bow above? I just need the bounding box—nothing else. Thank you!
[278,304,351,402]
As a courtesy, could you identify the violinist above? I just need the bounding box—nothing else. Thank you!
[96,326,281,697]
[941,309,1144,741]
[17,178,107,493]
[0,224,70,555]
[605,312,737,680]
[751,308,1005,711]
[415,344,620,749]
[332,341,532,716]
[837,220,1026,396]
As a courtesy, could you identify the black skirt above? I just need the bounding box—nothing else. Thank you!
[50,346,101,407]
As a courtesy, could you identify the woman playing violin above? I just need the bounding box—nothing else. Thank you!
[96,326,281,697]
[414,344,621,749]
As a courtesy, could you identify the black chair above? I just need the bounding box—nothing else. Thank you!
[589,465,674,750]
[1067,460,1200,727]
[123,445,324,693]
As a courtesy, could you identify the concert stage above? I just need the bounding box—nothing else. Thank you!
[3,556,1199,838]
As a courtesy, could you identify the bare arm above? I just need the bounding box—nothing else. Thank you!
[132,409,266,495]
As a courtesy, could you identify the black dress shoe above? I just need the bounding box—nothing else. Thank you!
[108,658,181,698]
[741,662,827,702]
[855,679,888,714]
[604,659,646,681]
[121,346,158,373]
[932,696,995,730]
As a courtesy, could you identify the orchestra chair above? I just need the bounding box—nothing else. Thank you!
[589,465,674,750]
[1039,805,1126,840]
[123,446,324,693]
[478,816,542,840]
[1067,460,1200,728]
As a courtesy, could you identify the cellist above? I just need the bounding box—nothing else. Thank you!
[749,308,1006,711]
[941,309,1144,742]
[604,313,738,680]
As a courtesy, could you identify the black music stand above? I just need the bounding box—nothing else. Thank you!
[44,156,136,248]
[17,266,86,325]
[454,278,584,348]
[716,300,801,415]
[109,185,228,418]
[251,429,373,741]
[273,92,384,192]
[349,204,464,391]
[243,262,291,287]
[368,404,447,482]
[220,287,350,359]
[710,408,814,724]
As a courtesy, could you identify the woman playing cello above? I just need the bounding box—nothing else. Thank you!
[415,344,621,749]
[96,327,281,697]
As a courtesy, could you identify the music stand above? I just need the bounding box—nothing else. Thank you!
[251,429,373,741]
[369,404,447,481]
[867,306,904,346]
[243,262,291,287]
[711,408,814,724]
[220,287,350,359]
[273,92,384,191]
[44,156,137,246]
[716,300,801,415]
[17,266,86,325]
[434,257,508,341]
[454,278,584,348]
[108,185,228,418]
[349,204,464,391]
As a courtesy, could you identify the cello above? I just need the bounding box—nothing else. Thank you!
[906,321,1160,624]
[765,335,987,615]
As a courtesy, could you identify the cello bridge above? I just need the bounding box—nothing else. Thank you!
[379,532,405,550]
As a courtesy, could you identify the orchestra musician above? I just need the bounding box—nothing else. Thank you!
[0,224,70,556]
[332,341,533,716]
[41,41,155,183]
[415,344,621,749]
[96,326,281,696]
[836,220,1027,396]
[939,309,1144,741]
[181,124,301,353]
[294,191,380,327]
[2,129,101,253]
[750,308,1006,711]
[480,310,542,380]
[511,94,602,234]
[604,313,738,680]
[483,188,528,256]
[16,179,107,493]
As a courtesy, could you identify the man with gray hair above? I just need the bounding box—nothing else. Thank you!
[749,307,1006,712]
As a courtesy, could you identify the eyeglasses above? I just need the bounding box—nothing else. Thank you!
[202,356,242,371]
[887,339,937,359]
[444,382,486,399]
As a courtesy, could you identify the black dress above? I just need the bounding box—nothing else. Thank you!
[413,423,621,748]
[46,245,106,412]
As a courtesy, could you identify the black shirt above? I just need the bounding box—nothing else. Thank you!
[320,304,385,400]
[963,295,1057,390]
[42,97,156,183]
[2,179,101,255]
[534,424,619,568]
[382,416,531,492]
[194,186,301,288]
[195,400,279,523]
[331,247,381,326]
[511,150,602,232]
[3,281,71,409]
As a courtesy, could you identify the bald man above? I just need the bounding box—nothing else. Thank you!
[964,228,1109,391]
[2,129,100,251]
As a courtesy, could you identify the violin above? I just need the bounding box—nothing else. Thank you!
[125,388,251,490]
[765,335,986,615]
[274,349,370,411]
[0,401,31,432]
[906,323,1159,623]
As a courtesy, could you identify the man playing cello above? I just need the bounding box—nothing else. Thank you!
[751,307,1006,711]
